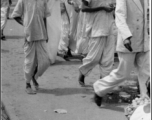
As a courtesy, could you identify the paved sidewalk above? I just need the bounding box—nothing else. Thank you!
[1,14,139,120]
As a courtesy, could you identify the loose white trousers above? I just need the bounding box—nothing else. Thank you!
[58,12,70,54]
[24,40,50,83]
[79,36,115,77]
[94,51,150,97]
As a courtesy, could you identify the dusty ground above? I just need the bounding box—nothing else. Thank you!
[1,19,132,120]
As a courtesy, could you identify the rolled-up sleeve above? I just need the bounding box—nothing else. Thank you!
[11,0,24,18]
[115,0,132,41]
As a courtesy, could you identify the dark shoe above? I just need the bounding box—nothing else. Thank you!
[67,48,73,57]
[94,93,103,106]
[63,55,70,61]
[1,35,6,41]
[78,72,85,86]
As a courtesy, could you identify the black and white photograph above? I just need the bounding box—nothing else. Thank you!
[1,0,151,120]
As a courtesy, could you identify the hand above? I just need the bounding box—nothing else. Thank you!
[103,6,114,12]
[82,0,89,6]
[123,39,133,52]
[74,5,80,12]
[67,0,73,5]
[109,3,116,9]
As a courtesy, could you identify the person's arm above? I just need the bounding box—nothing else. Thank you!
[9,0,12,5]
[82,7,102,12]
[81,6,114,13]
[14,17,23,25]
[67,0,80,13]
[81,0,114,13]
[11,0,24,25]
[61,2,66,14]
[43,18,48,42]
[44,1,51,43]
[115,0,133,52]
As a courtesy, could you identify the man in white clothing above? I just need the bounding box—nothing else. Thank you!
[93,0,150,106]
[78,0,116,86]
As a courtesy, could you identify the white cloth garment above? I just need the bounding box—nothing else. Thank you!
[24,41,50,82]
[79,36,115,77]
[1,0,9,31]
[94,51,150,97]
[75,12,89,55]
[64,0,80,52]
[58,1,70,54]
[46,0,62,64]
[11,0,51,42]
[93,0,150,97]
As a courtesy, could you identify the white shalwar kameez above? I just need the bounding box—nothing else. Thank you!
[79,0,116,77]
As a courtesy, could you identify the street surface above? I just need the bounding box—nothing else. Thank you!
[1,19,130,120]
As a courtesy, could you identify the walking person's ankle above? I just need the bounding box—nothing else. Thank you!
[26,83,31,88]
[25,83,36,94]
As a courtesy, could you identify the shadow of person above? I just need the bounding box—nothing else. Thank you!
[53,60,82,66]
[37,87,94,96]
[90,97,127,113]
[100,103,128,113]
[5,35,25,39]
[1,49,9,53]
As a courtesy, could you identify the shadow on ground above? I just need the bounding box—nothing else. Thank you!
[5,36,25,39]
[37,87,94,96]
[1,49,10,53]
[100,103,127,112]
[53,60,82,66]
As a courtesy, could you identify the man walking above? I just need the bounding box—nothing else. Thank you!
[11,0,51,94]
[93,0,150,106]
[78,0,116,86]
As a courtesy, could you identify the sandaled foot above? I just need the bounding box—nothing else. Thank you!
[25,87,36,94]
[33,85,39,92]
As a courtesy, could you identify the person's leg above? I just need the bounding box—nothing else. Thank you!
[1,30,6,41]
[34,41,50,80]
[32,63,39,89]
[58,12,70,55]
[99,35,115,78]
[7,6,10,19]
[135,51,150,98]
[93,52,136,106]
[1,7,8,41]
[78,37,106,85]
[24,41,37,94]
